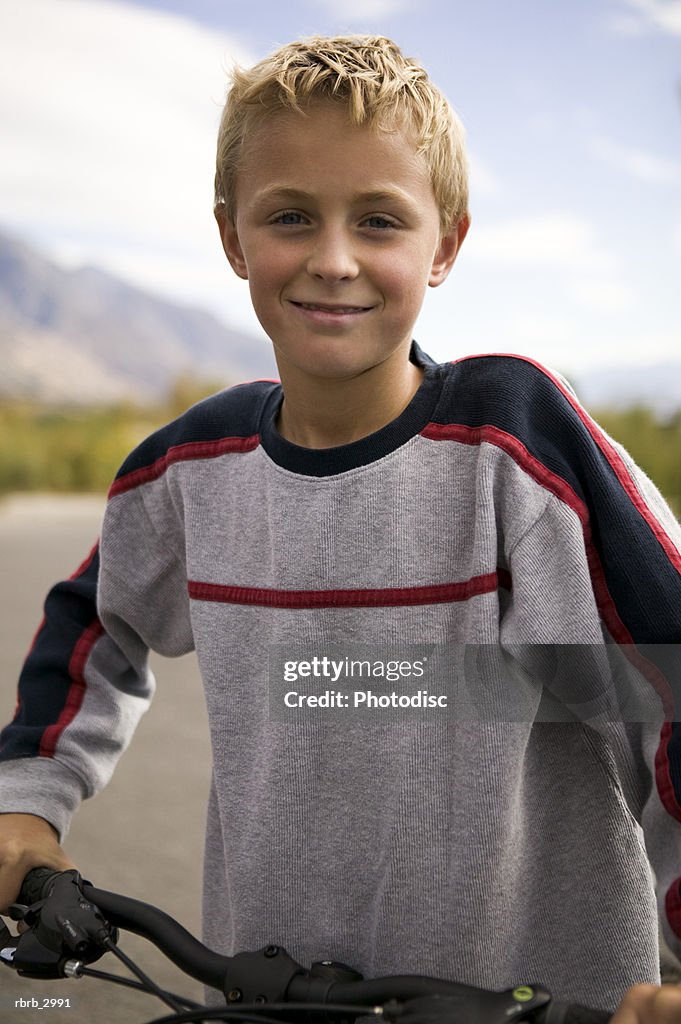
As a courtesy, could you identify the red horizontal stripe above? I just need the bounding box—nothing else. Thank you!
[188,570,510,609]
[108,434,260,498]
[39,619,104,758]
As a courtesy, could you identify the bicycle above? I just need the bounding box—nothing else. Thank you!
[1,867,612,1024]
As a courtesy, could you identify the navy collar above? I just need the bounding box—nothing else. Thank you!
[260,341,443,476]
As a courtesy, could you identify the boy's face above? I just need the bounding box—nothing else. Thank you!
[216,102,468,386]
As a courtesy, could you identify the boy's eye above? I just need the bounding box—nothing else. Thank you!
[363,215,396,230]
[273,210,306,225]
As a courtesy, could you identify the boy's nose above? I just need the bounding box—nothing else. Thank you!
[305,229,359,282]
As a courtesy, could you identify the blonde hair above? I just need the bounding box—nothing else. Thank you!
[214,35,469,235]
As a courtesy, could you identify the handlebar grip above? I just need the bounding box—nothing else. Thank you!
[17,867,64,906]
[543,1001,611,1024]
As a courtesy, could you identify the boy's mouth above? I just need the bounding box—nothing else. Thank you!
[290,301,373,314]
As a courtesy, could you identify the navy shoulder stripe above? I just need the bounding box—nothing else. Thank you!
[433,353,681,645]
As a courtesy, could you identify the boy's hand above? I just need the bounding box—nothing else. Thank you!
[0,812,76,913]
[611,984,681,1024]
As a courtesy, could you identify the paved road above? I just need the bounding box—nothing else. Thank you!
[0,495,213,1022]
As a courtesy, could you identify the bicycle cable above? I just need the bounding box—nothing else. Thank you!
[75,963,203,1009]
[142,1005,383,1024]
[101,933,186,1014]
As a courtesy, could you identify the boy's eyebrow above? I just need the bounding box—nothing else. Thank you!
[252,185,417,207]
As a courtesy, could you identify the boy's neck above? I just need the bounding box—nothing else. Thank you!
[275,357,425,449]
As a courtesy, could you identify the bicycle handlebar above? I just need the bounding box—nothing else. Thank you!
[3,868,612,1024]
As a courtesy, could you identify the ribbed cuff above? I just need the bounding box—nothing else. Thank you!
[0,757,87,841]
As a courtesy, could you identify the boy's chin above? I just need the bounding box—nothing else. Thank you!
[273,339,408,384]
[281,358,381,384]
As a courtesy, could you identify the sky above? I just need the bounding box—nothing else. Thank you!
[1,0,680,375]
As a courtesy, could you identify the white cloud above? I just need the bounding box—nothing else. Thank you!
[605,11,649,33]
[504,311,577,352]
[607,0,681,35]
[0,0,258,330]
[591,136,681,184]
[582,330,681,367]
[464,214,617,275]
[569,277,637,314]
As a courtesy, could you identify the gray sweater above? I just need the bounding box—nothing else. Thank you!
[2,344,681,1011]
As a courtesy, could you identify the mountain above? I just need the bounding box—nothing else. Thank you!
[0,229,277,404]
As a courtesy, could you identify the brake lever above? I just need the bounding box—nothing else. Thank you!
[7,899,43,926]
[0,869,117,979]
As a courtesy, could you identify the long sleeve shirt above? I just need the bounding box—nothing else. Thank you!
[2,343,680,1011]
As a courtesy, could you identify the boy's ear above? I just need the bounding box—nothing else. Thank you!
[428,214,470,288]
[214,204,248,280]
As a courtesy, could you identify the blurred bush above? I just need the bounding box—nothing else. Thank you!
[0,382,679,517]
[0,376,224,496]
[595,406,681,517]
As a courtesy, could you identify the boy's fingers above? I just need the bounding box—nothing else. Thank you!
[0,861,39,914]
[0,854,76,914]
[0,864,73,914]
[611,984,681,1024]
[0,847,75,913]
[0,864,32,914]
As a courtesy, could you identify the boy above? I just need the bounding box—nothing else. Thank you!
[1,35,680,1022]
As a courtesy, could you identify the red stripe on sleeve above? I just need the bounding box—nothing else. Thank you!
[14,543,102,731]
[25,542,100,659]
[38,619,104,758]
